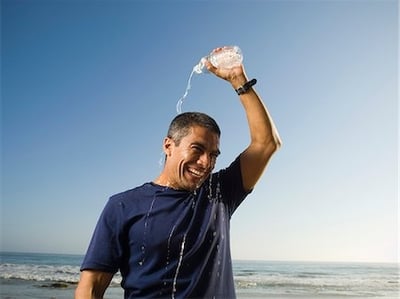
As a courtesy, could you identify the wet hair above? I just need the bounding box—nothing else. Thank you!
[167,112,221,145]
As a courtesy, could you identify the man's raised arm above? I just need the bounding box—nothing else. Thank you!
[233,73,281,191]
[206,49,282,191]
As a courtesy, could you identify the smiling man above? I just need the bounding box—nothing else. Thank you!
[75,48,282,299]
[156,117,221,192]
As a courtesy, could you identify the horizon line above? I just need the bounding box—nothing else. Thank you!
[1,250,397,265]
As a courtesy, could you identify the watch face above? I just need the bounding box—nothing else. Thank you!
[236,87,246,95]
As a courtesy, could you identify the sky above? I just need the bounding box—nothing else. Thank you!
[1,0,398,263]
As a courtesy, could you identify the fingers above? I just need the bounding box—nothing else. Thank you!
[204,59,217,73]
[212,47,224,53]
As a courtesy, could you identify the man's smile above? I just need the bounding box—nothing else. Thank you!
[187,167,206,178]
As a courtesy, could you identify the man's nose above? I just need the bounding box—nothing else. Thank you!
[197,153,211,168]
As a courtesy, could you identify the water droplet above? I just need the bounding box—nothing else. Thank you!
[140,195,157,265]
[191,195,196,209]
[216,181,221,200]
[166,225,177,266]
[208,175,213,200]
[171,234,187,299]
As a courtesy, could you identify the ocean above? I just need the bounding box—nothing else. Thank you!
[0,251,398,299]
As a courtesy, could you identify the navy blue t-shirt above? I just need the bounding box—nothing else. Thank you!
[81,157,250,298]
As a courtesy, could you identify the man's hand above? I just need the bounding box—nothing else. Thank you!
[204,47,248,89]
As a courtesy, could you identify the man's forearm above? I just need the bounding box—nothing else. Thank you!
[75,285,103,299]
[230,74,282,191]
[232,75,282,152]
[75,271,113,299]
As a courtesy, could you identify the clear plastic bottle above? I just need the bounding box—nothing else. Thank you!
[193,46,243,74]
[177,46,243,114]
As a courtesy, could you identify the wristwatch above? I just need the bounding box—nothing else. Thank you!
[235,79,257,95]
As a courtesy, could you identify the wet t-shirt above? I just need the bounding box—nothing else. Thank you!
[81,157,250,299]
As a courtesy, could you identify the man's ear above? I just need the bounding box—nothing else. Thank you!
[163,137,174,156]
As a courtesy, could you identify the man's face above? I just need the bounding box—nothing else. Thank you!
[164,125,220,191]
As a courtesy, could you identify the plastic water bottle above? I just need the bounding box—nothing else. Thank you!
[193,46,243,74]
[177,46,243,114]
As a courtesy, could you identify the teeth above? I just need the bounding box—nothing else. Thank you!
[188,168,204,177]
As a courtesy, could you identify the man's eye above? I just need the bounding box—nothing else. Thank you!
[192,146,202,153]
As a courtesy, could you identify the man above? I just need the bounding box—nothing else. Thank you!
[75,47,281,299]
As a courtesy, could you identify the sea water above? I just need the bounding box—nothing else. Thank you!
[1,252,399,298]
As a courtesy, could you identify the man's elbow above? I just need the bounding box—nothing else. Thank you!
[265,135,282,156]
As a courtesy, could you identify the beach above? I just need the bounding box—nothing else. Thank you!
[1,252,398,298]
[1,278,399,299]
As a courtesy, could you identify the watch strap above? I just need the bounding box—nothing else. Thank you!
[235,78,257,95]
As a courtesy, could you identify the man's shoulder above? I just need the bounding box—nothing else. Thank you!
[109,182,154,202]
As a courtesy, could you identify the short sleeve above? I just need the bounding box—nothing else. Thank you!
[80,197,125,273]
[217,155,252,217]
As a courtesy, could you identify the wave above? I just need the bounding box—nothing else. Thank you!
[234,274,399,296]
[0,263,122,286]
[1,259,398,296]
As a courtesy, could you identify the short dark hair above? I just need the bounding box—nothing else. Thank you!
[167,112,221,145]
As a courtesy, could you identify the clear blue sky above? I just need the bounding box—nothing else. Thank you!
[2,0,398,263]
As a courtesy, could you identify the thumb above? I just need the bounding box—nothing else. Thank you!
[204,59,217,74]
